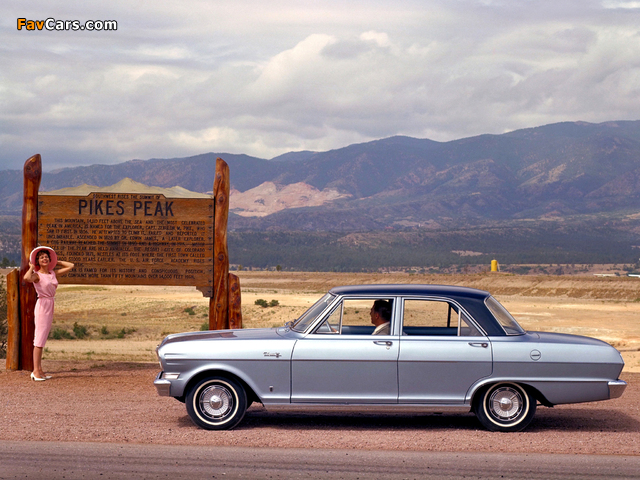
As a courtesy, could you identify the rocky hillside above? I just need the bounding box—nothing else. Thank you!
[2,120,640,232]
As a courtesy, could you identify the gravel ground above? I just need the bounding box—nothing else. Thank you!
[1,361,638,456]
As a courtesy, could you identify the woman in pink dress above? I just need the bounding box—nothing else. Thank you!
[23,246,74,381]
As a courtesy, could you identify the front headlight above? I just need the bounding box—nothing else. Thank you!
[162,373,180,380]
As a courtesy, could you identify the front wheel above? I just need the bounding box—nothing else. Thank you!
[474,382,536,432]
[186,376,247,430]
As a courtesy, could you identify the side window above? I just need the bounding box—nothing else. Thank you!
[315,303,343,334]
[314,298,394,335]
[402,299,482,336]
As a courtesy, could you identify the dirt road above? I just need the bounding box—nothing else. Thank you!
[1,361,638,456]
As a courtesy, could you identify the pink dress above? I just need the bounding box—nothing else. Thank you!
[33,270,58,347]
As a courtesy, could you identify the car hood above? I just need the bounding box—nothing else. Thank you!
[160,327,282,347]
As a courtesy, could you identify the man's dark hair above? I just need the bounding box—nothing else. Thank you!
[372,299,392,322]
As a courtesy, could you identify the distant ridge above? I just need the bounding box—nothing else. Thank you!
[3,120,640,269]
[2,120,640,231]
[41,178,211,198]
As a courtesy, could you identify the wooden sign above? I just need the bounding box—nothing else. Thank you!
[38,192,213,286]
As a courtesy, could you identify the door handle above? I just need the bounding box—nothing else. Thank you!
[468,342,488,348]
[374,341,393,349]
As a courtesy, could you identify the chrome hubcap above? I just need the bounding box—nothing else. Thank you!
[209,394,224,410]
[200,384,233,419]
[489,386,523,421]
[499,397,513,411]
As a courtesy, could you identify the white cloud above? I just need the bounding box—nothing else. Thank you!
[1,0,639,171]
[360,31,391,47]
[602,1,640,8]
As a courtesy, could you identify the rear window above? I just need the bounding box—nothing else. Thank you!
[484,296,525,335]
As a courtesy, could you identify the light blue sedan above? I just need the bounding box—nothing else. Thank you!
[155,285,626,432]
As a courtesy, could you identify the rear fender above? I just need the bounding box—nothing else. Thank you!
[468,378,553,407]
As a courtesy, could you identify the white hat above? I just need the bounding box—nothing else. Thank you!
[29,246,58,271]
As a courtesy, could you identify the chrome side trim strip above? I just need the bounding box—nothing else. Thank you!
[262,403,471,413]
[608,380,627,399]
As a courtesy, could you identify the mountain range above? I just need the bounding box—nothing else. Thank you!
[2,120,640,269]
[3,120,640,232]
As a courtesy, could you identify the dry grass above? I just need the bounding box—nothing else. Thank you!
[24,271,640,371]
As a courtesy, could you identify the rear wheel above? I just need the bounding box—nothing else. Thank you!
[474,382,536,432]
[186,376,247,430]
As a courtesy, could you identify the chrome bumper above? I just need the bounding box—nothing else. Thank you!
[608,380,627,399]
[154,371,172,396]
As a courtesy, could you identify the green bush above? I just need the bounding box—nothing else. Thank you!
[50,327,73,340]
[73,322,89,339]
[116,327,136,339]
[184,307,196,315]
[255,298,279,308]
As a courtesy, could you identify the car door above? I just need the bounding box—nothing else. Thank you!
[398,297,492,404]
[291,297,399,404]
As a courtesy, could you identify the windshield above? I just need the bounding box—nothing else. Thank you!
[484,296,526,335]
[291,293,335,332]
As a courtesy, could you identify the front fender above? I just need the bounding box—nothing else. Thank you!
[166,359,291,403]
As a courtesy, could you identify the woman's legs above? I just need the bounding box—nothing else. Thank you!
[33,346,45,378]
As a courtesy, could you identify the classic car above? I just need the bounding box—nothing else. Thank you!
[154,284,626,432]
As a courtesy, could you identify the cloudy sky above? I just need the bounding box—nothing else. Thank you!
[2,0,639,171]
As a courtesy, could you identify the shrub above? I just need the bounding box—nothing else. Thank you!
[200,322,209,331]
[116,327,136,339]
[255,298,279,308]
[50,327,73,340]
[73,322,89,339]
[184,307,196,315]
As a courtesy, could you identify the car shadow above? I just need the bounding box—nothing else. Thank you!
[529,407,640,433]
[234,405,640,433]
[242,409,481,431]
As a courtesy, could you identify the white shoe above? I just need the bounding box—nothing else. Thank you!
[30,372,47,382]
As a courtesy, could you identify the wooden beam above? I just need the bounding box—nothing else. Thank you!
[6,269,20,371]
[19,154,41,371]
[211,158,230,330]
[228,273,242,330]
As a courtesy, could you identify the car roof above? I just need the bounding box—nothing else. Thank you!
[328,284,491,300]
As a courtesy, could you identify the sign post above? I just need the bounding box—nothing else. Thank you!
[9,156,241,371]
[18,154,41,371]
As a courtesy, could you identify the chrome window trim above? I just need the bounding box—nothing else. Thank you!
[484,295,526,336]
[399,296,488,337]
[306,294,397,336]
[292,293,338,333]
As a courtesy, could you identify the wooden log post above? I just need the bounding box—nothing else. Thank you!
[228,273,242,329]
[211,158,230,330]
[19,154,41,371]
[6,269,21,370]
